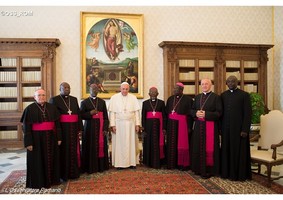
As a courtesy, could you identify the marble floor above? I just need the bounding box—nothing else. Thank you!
[0,148,26,183]
[1,147,283,187]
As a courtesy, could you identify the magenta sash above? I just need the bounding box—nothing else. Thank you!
[198,118,214,166]
[32,122,55,131]
[60,114,78,123]
[146,111,165,159]
[169,113,189,166]
[92,112,104,158]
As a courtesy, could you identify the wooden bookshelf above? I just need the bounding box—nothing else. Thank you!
[159,41,273,103]
[0,38,61,149]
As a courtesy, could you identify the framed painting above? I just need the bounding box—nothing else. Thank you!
[81,12,144,99]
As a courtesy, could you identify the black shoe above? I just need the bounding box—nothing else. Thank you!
[201,174,211,179]
[178,166,189,171]
[129,166,136,169]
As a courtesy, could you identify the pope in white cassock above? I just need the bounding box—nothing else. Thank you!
[108,82,141,169]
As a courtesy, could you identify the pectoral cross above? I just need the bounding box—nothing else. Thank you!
[68,109,72,115]
[171,110,175,114]
[152,111,156,116]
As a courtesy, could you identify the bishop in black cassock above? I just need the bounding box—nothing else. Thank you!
[49,82,83,181]
[142,87,167,169]
[190,79,222,178]
[80,84,109,173]
[21,89,62,189]
[165,82,193,170]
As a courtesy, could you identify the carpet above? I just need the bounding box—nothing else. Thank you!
[1,167,283,194]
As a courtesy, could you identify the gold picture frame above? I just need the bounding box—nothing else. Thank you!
[81,12,144,99]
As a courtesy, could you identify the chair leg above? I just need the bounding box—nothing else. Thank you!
[266,164,272,187]
[258,164,261,174]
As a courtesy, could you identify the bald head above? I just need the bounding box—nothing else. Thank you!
[34,88,46,105]
[200,78,212,93]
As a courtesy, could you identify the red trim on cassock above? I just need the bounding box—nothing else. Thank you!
[198,118,214,166]
[146,111,165,159]
[92,112,104,158]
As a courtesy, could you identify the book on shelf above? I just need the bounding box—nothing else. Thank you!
[226,60,240,68]
[199,60,214,68]
[244,73,258,81]
[22,86,40,97]
[0,71,17,82]
[22,58,42,67]
[183,85,195,94]
[226,71,241,80]
[244,84,258,93]
[22,71,41,82]
[0,102,17,110]
[0,130,18,139]
[0,58,17,67]
[244,61,258,68]
[0,87,17,97]
[179,72,195,80]
[199,71,214,80]
[179,59,195,67]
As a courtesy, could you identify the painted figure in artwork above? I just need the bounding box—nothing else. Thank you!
[103,19,123,61]
[87,31,101,52]
[123,32,138,52]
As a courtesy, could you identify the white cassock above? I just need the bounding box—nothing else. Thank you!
[108,93,141,168]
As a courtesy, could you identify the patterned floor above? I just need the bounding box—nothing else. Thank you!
[1,167,283,194]
[1,147,283,189]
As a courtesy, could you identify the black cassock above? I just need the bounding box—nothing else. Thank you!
[80,97,109,173]
[220,89,252,181]
[49,95,83,181]
[21,102,62,189]
[165,95,193,169]
[190,92,222,177]
[142,99,167,169]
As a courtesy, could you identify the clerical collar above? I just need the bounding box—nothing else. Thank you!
[36,102,45,107]
[229,88,238,93]
[60,94,69,98]
[90,96,96,99]
[151,99,156,102]
[203,91,211,95]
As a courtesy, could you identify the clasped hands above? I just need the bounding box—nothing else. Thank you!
[90,109,98,115]
[196,110,205,118]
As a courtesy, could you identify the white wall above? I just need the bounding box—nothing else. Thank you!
[274,7,283,110]
[1,6,280,109]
